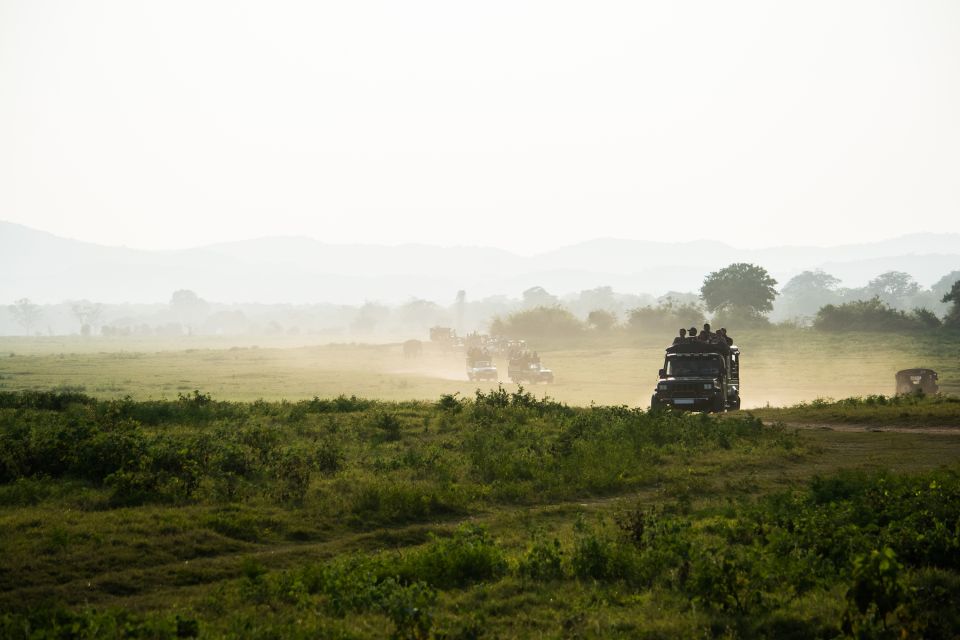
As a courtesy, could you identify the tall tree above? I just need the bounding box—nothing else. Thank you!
[491,306,583,339]
[778,270,842,321]
[521,286,559,309]
[578,286,616,311]
[70,300,103,336]
[587,309,618,332]
[942,280,960,327]
[700,263,778,324]
[397,298,446,331]
[170,290,209,335]
[864,271,920,308]
[932,270,960,302]
[351,301,390,334]
[8,298,42,335]
[781,270,841,296]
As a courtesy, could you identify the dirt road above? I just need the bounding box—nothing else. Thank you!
[781,421,960,435]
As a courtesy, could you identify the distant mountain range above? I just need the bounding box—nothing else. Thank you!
[2,221,959,304]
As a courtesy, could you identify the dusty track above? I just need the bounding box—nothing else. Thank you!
[780,421,960,435]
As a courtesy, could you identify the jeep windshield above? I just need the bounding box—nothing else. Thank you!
[665,357,722,378]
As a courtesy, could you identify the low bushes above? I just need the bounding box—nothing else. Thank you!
[0,389,799,512]
[814,298,941,332]
[2,386,957,637]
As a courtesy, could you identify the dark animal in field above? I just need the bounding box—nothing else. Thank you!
[403,339,423,358]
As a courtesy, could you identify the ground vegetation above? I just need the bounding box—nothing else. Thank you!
[1,390,959,638]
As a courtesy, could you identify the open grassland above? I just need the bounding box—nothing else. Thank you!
[1,390,960,638]
[0,328,958,408]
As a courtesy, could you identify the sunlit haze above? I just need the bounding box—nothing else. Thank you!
[2,1,959,253]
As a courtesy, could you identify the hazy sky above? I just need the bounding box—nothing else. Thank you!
[2,1,959,254]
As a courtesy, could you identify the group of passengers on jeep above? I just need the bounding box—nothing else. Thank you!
[466,347,494,362]
[507,349,541,366]
[672,323,733,346]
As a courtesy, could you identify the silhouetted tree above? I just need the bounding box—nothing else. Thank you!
[777,270,842,323]
[587,309,617,332]
[490,306,583,339]
[397,298,447,331]
[815,297,936,332]
[700,263,778,325]
[578,286,616,311]
[70,300,104,336]
[863,271,920,308]
[932,271,960,300]
[628,299,706,333]
[351,301,390,334]
[942,280,960,327]
[170,290,209,335]
[521,286,559,309]
[8,298,41,335]
[782,270,841,297]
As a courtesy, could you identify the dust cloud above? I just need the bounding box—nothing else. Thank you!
[0,330,950,408]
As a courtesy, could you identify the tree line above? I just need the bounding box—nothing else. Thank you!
[491,265,960,338]
[6,267,960,338]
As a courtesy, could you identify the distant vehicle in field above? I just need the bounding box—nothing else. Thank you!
[430,326,455,342]
[507,351,553,384]
[895,368,939,395]
[429,326,457,351]
[466,358,498,382]
[650,339,740,412]
[466,347,498,382]
[509,361,554,384]
[402,339,423,358]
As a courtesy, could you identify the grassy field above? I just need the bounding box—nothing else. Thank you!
[1,331,959,637]
[1,389,959,638]
[0,328,958,408]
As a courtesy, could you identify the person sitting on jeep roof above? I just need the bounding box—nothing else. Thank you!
[688,327,698,339]
[673,328,688,344]
[698,323,714,341]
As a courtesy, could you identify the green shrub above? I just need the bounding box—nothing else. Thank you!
[371,411,402,441]
[687,544,770,615]
[814,298,935,332]
[0,607,198,638]
[313,438,343,475]
[436,393,464,413]
[271,446,313,503]
[570,518,641,583]
[299,394,376,414]
[398,524,508,589]
[842,547,907,638]
[380,579,436,640]
[517,538,565,581]
[0,389,96,411]
[349,479,470,525]
[899,569,960,639]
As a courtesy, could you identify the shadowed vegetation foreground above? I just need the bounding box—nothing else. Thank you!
[0,390,959,638]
